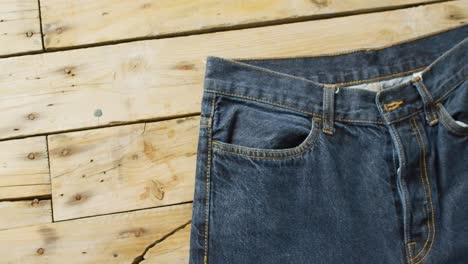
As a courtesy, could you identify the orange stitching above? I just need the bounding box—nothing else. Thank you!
[384,120,412,262]
[436,103,468,136]
[212,124,321,160]
[212,118,320,155]
[409,118,432,261]
[435,76,467,104]
[212,55,426,87]
[203,94,216,264]
[323,87,329,133]
[384,100,404,112]
[419,81,439,123]
[333,67,425,87]
[205,89,386,125]
[410,117,436,263]
[204,89,314,116]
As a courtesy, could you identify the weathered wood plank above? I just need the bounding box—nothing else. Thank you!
[0,1,466,140]
[0,184,50,200]
[0,199,52,230]
[48,116,198,221]
[140,220,190,263]
[40,0,441,49]
[0,0,42,56]
[0,137,49,187]
[0,203,192,263]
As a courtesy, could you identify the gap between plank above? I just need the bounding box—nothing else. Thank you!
[0,112,201,143]
[52,201,193,223]
[0,0,453,59]
[37,0,46,51]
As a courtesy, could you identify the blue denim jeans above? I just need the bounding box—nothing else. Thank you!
[189,26,467,264]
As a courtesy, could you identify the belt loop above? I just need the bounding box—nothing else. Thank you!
[412,73,439,126]
[322,85,337,135]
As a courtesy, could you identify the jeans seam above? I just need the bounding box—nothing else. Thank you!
[205,89,385,125]
[419,81,439,124]
[203,94,216,264]
[434,75,467,104]
[211,119,322,160]
[408,117,434,262]
[436,103,468,136]
[389,123,412,264]
[408,117,436,263]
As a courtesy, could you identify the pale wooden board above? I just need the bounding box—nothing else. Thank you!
[48,116,198,221]
[141,221,190,264]
[0,200,52,230]
[0,0,42,56]
[0,1,466,140]
[0,137,49,187]
[39,0,440,49]
[0,203,192,263]
[0,184,50,200]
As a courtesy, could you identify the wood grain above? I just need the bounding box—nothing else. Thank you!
[0,203,192,263]
[0,199,52,230]
[0,137,49,188]
[0,0,42,56]
[0,184,50,200]
[48,116,198,221]
[0,1,466,140]
[39,0,440,49]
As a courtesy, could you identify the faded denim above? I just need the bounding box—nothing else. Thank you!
[190,26,467,264]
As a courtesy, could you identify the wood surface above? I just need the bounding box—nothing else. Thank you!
[0,203,192,263]
[0,1,466,141]
[0,184,51,200]
[0,137,50,200]
[0,0,42,56]
[39,0,439,49]
[48,116,198,221]
[0,200,52,230]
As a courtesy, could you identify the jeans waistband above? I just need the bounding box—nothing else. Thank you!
[203,26,467,126]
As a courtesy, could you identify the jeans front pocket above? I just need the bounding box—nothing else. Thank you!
[210,93,322,160]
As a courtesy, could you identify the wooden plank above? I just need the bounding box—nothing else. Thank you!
[0,203,192,263]
[0,137,49,187]
[0,199,52,230]
[48,116,198,221]
[39,0,441,49]
[0,0,42,56]
[0,184,50,200]
[0,1,466,140]
[140,220,190,263]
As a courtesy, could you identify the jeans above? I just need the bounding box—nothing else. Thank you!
[189,26,468,264]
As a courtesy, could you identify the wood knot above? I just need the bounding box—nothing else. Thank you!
[75,194,82,201]
[28,153,36,160]
[61,149,70,156]
[31,199,40,206]
[27,113,36,120]
[36,248,45,255]
[26,31,34,37]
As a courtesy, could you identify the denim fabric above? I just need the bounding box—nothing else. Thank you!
[190,26,467,264]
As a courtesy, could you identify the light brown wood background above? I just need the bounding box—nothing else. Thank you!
[0,0,466,263]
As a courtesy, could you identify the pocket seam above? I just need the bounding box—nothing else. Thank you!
[436,103,468,136]
[212,117,322,160]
